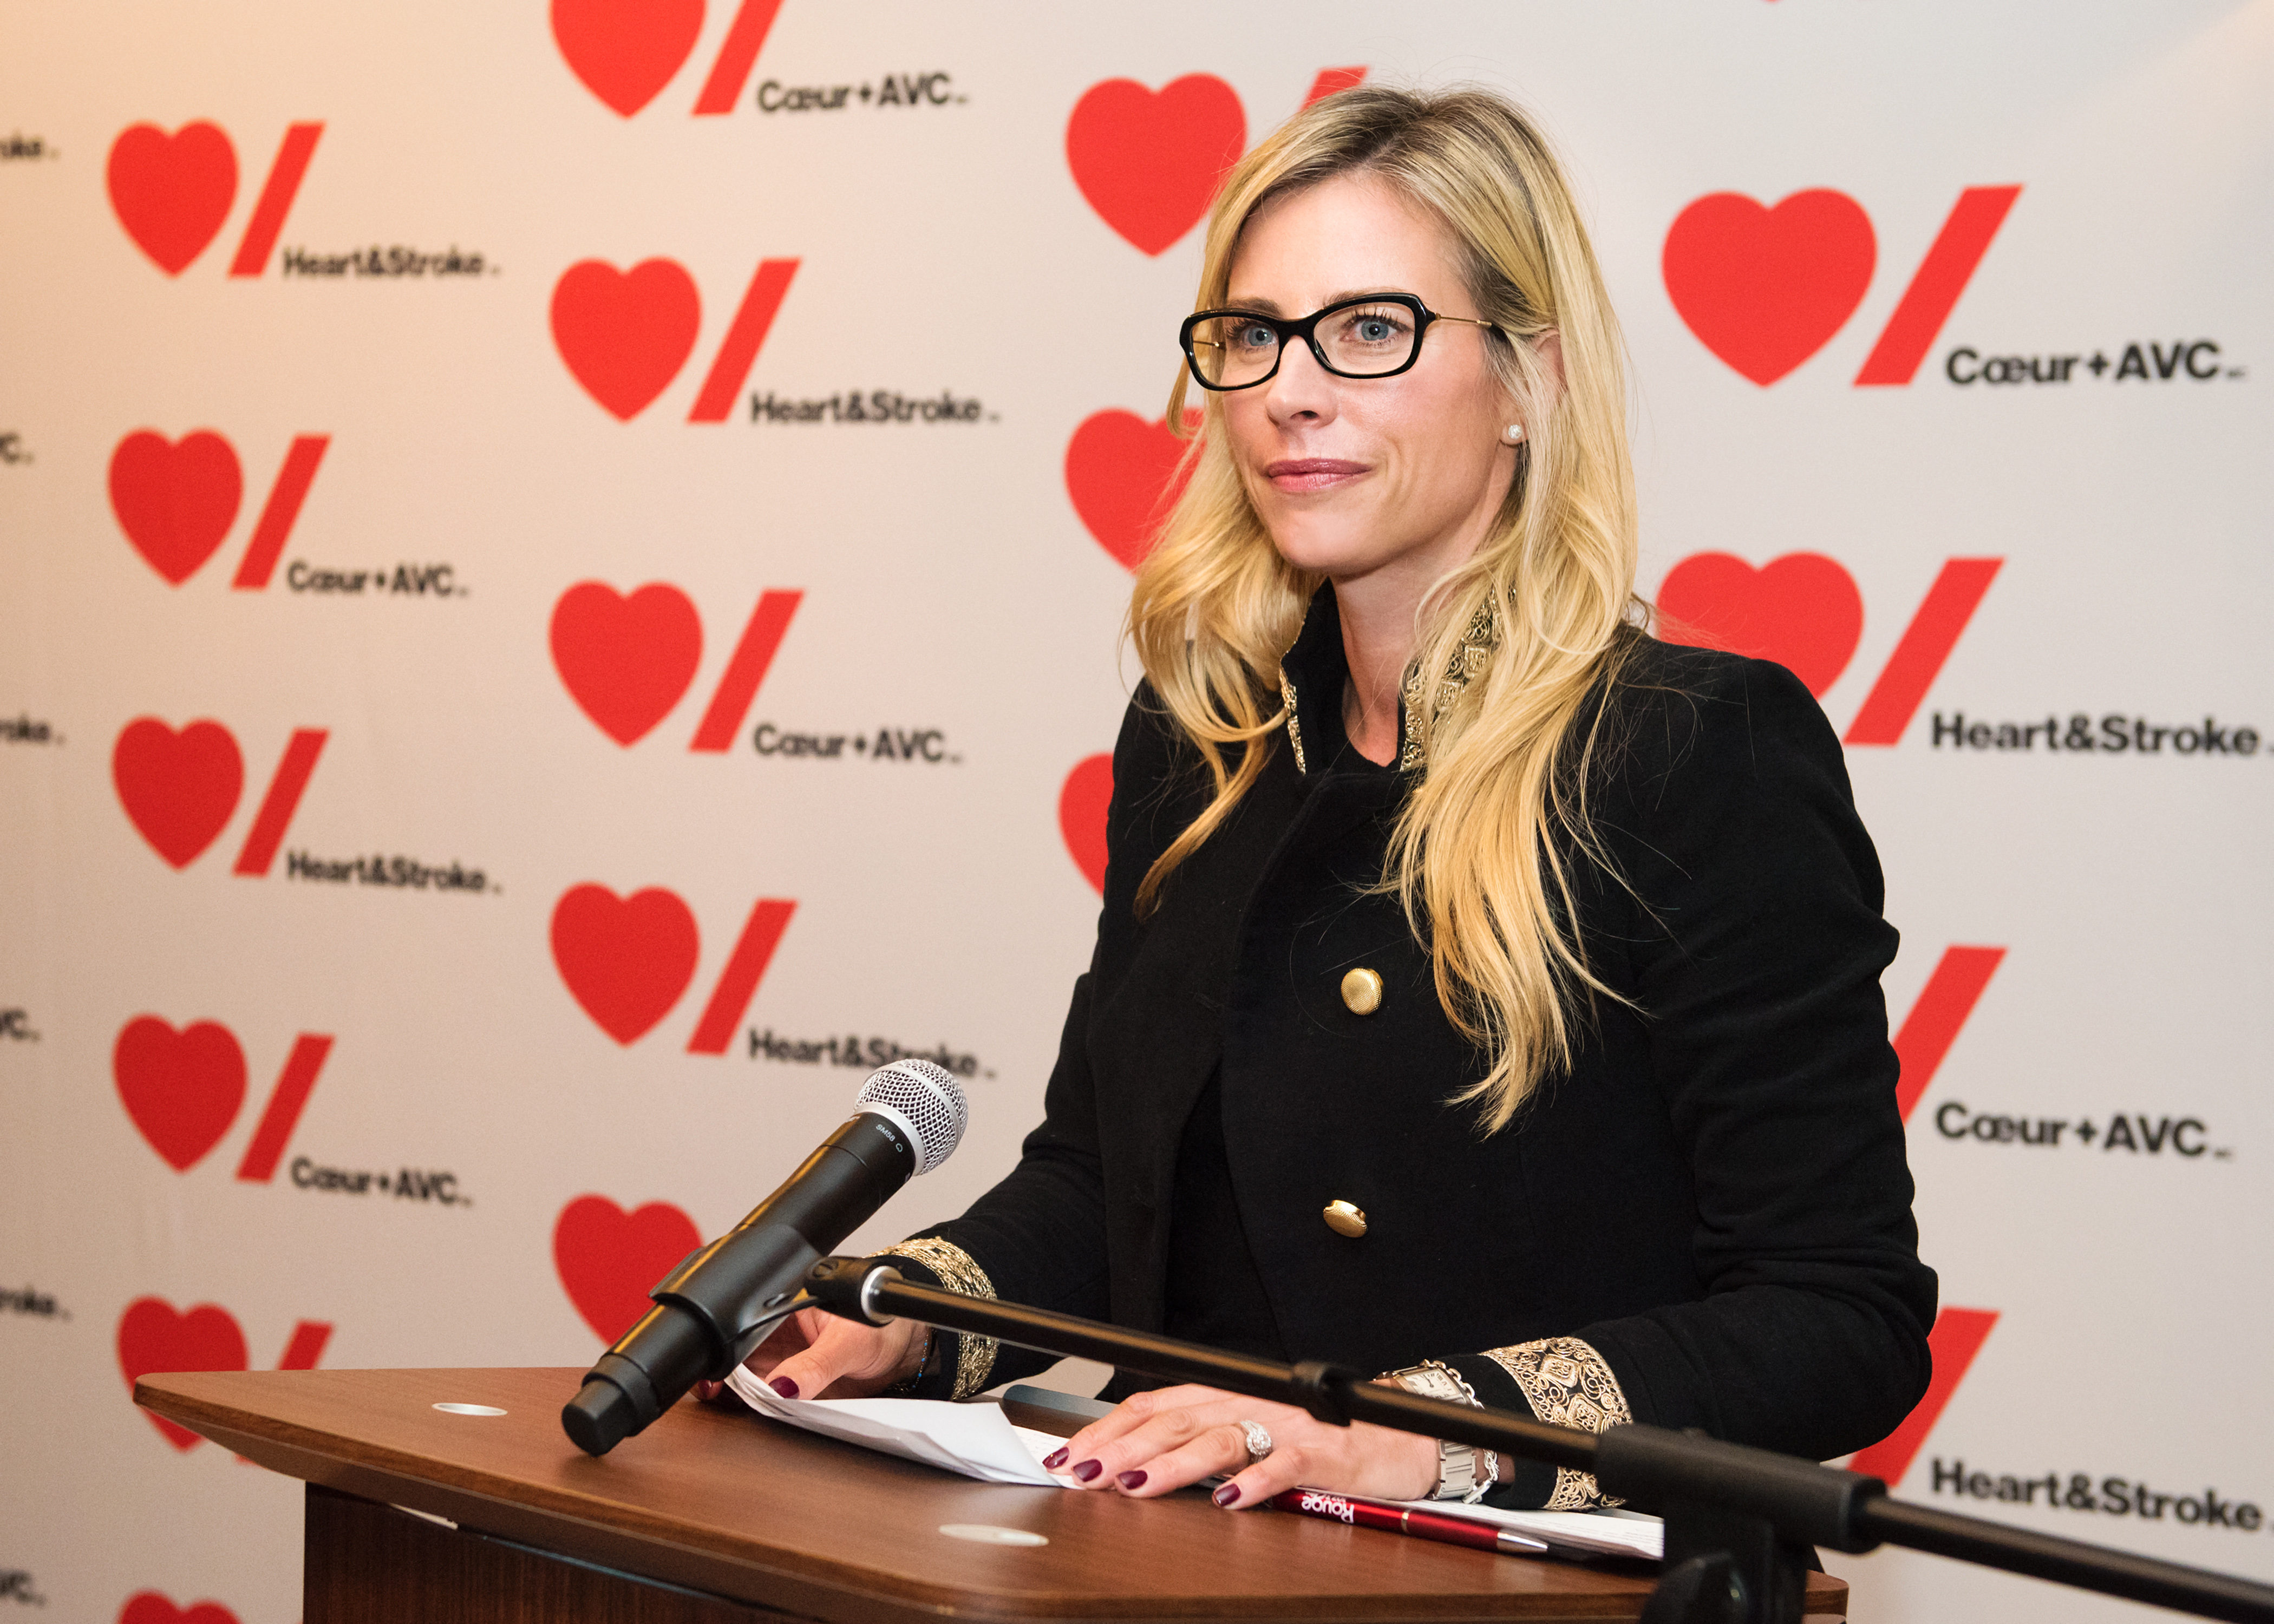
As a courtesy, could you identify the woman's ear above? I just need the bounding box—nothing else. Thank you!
[1501,330,1565,441]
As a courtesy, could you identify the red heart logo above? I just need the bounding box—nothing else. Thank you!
[1662,191,1876,386]
[551,259,701,421]
[106,122,238,276]
[108,430,244,585]
[1065,411,1198,570]
[116,1298,249,1450]
[120,1593,241,1624]
[551,884,700,1044]
[113,1017,246,1173]
[553,1195,702,1342]
[1657,552,1864,698]
[551,0,705,117]
[112,718,244,869]
[550,581,703,745]
[1058,754,1114,893]
[1066,76,1245,257]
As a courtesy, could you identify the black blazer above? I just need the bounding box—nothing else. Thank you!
[906,589,1936,1479]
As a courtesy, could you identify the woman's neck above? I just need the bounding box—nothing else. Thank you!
[1334,578,1417,767]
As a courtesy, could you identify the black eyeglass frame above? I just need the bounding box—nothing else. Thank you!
[1178,293,1499,391]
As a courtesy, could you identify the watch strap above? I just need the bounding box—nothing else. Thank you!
[1381,1359,1499,1503]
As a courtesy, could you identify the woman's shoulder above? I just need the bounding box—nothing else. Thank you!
[1584,632,1852,816]
[1572,633,1887,931]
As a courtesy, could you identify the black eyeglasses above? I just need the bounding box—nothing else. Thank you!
[1179,293,1498,391]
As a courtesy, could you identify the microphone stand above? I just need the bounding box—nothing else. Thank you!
[803,1259,2274,1624]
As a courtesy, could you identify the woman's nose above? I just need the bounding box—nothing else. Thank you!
[1263,338,1338,424]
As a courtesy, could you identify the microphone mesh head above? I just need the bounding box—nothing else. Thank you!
[858,1059,967,1174]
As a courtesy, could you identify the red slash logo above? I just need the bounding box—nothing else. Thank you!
[113,1016,335,1178]
[108,429,331,588]
[1664,186,2021,386]
[551,0,786,119]
[1839,560,2003,745]
[1892,947,2005,1122]
[112,718,327,872]
[550,257,798,421]
[1657,553,2003,744]
[107,121,323,278]
[549,582,801,748]
[550,885,795,1053]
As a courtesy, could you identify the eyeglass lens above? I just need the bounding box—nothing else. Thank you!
[1188,300,1421,386]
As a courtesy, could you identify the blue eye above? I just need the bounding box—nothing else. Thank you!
[1337,307,1410,345]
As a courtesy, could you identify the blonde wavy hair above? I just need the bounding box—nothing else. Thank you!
[1128,85,1644,1131]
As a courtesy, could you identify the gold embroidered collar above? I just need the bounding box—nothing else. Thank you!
[1277,590,1498,776]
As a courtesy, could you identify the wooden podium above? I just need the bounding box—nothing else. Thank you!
[137,1367,1848,1623]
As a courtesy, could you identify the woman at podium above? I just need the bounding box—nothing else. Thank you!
[731,83,1937,1515]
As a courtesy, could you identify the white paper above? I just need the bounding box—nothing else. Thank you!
[722,1366,1079,1487]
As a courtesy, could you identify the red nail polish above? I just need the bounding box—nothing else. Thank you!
[769,1376,799,1399]
[1118,1471,1147,1490]
[1212,1483,1241,1507]
[1043,1447,1069,1469]
[1073,1459,1103,1482]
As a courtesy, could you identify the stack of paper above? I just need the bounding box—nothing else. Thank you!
[722,1366,1077,1487]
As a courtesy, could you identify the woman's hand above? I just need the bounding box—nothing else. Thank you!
[1045,1383,1441,1508]
[692,1308,929,1404]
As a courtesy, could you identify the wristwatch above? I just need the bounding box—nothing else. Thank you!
[1381,1360,1499,1503]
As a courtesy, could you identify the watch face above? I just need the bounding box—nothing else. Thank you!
[1394,1364,1467,1403]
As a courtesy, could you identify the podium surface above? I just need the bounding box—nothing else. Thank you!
[138,1366,1848,1623]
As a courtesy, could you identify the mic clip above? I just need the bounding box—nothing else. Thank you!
[652,1221,822,1368]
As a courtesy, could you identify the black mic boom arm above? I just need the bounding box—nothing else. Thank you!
[805,1257,2274,1624]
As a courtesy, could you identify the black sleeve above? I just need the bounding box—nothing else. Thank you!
[894,691,1184,1395]
[1557,651,1937,1460]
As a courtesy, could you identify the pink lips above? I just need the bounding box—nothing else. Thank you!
[1264,457,1368,493]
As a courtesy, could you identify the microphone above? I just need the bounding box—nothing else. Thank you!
[560,1058,968,1456]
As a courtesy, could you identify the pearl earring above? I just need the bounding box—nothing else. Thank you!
[1505,424,1526,444]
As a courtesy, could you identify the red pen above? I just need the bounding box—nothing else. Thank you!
[1267,1488,1550,1556]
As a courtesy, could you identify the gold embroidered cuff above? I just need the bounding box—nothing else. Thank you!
[877,1237,999,1399]
[1483,1336,1632,1509]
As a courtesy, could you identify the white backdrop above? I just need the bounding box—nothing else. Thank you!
[3,3,2270,1620]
